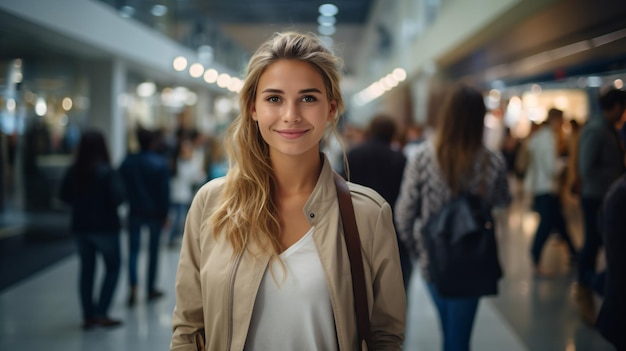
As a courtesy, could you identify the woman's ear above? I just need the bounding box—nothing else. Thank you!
[327,100,338,122]
[251,104,257,121]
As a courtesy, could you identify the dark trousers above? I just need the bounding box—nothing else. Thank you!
[397,241,414,291]
[530,194,577,265]
[578,196,604,287]
[427,284,480,351]
[168,202,190,244]
[128,217,162,293]
[76,233,121,320]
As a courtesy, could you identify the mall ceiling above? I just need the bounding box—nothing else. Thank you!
[97,0,376,75]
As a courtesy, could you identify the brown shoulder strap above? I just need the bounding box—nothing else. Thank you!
[332,172,372,348]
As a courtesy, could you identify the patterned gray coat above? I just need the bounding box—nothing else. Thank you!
[394,141,512,280]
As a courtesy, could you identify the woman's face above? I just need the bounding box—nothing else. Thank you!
[251,59,336,160]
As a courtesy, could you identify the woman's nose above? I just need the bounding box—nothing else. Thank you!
[282,101,302,123]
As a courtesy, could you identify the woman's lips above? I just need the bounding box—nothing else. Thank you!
[276,129,308,139]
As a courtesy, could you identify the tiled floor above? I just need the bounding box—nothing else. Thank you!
[0,185,617,350]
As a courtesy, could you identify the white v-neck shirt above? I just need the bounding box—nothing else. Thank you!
[244,227,338,351]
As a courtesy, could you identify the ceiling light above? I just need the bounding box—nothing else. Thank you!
[318,25,336,36]
[204,69,218,83]
[217,73,231,88]
[172,56,188,71]
[319,3,339,16]
[119,5,135,18]
[189,63,205,78]
[615,79,624,89]
[151,4,168,17]
[318,15,336,26]
[392,68,406,81]
[62,97,73,111]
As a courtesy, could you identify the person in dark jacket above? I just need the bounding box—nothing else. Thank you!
[119,128,170,305]
[344,114,411,288]
[574,88,626,325]
[60,130,125,329]
[596,174,626,350]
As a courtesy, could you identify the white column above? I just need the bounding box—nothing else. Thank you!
[89,59,127,166]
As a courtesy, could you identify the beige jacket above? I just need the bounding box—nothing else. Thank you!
[170,156,406,351]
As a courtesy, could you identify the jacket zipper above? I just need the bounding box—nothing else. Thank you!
[226,252,243,350]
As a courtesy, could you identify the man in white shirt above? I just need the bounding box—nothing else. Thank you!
[527,108,578,276]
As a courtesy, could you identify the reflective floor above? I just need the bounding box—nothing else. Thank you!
[0,180,617,350]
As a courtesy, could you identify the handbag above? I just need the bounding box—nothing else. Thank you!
[421,156,503,298]
[333,172,372,349]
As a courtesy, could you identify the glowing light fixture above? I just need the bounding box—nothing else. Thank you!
[151,5,168,16]
[189,63,205,78]
[614,79,624,89]
[120,5,135,18]
[35,97,47,116]
[318,25,336,36]
[62,97,73,110]
[172,56,188,71]
[319,3,338,16]
[203,69,218,83]
[318,15,336,26]
[392,68,407,81]
[217,73,231,88]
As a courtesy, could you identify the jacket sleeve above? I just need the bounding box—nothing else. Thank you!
[369,201,406,350]
[394,153,422,258]
[579,126,613,186]
[170,188,207,351]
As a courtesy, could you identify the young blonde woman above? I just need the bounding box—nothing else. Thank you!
[170,32,405,350]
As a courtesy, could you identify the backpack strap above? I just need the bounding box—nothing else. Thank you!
[333,172,372,349]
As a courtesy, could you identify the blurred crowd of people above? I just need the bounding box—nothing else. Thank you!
[57,71,625,349]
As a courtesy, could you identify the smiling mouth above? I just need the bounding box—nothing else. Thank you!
[276,129,309,139]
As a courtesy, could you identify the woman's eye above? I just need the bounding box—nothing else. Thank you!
[302,95,316,102]
[267,96,281,103]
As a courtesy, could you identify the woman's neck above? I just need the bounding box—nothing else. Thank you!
[271,152,322,197]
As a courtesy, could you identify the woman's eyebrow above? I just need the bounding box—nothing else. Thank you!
[260,88,322,94]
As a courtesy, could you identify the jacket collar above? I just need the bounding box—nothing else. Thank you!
[303,154,338,227]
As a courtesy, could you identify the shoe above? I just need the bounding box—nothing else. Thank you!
[82,318,98,330]
[96,317,123,328]
[127,286,137,307]
[148,290,165,301]
[573,283,596,325]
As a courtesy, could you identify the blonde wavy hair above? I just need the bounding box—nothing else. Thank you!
[210,32,346,259]
[434,84,486,194]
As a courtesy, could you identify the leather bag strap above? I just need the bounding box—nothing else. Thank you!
[332,172,372,348]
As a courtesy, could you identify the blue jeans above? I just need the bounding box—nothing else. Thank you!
[168,202,190,244]
[76,233,121,320]
[427,283,480,351]
[530,194,577,265]
[127,217,163,293]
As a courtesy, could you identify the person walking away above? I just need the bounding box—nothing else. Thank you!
[345,114,412,289]
[395,84,511,351]
[167,137,206,247]
[59,130,125,329]
[170,32,405,350]
[119,128,171,305]
[526,108,578,276]
[596,174,626,350]
[575,88,626,325]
